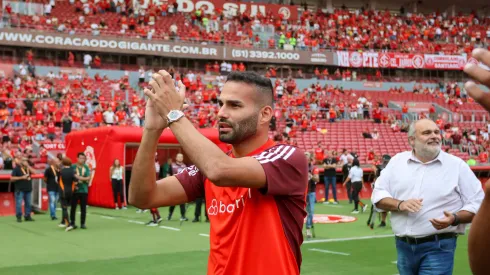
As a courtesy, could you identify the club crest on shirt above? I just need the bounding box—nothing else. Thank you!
[179,165,199,176]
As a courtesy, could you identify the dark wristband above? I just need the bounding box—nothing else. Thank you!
[397,200,404,211]
[451,213,460,226]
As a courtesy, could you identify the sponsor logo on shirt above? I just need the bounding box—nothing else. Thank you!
[207,189,252,216]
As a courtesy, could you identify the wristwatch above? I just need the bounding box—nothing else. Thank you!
[451,213,460,226]
[167,110,185,126]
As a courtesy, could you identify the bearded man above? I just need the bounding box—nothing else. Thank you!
[371,118,484,275]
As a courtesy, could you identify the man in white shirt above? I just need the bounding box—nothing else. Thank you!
[339,149,354,165]
[371,119,484,275]
[83,54,92,69]
[103,108,115,125]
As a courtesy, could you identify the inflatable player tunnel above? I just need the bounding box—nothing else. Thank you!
[64,126,225,208]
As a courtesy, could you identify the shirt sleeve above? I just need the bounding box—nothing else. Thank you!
[457,161,485,214]
[371,159,395,212]
[348,168,354,179]
[174,165,205,202]
[255,146,308,196]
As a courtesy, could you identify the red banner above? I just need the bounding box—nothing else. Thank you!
[424,54,467,70]
[336,51,470,70]
[138,0,298,20]
[378,53,425,69]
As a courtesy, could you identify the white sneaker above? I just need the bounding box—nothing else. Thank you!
[147,221,158,227]
[58,223,67,228]
[65,225,74,232]
[136,209,142,213]
[143,209,149,213]
[332,201,339,205]
[351,210,360,214]
[362,204,368,213]
[323,201,331,205]
[306,229,312,238]
[122,206,127,210]
[115,207,119,210]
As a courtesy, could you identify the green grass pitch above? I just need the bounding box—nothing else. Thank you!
[0,201,472,275]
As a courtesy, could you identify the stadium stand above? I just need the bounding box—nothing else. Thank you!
[0,64,489,175]
[3,1,490,53]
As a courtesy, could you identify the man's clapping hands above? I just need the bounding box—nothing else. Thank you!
[142,70,187,131]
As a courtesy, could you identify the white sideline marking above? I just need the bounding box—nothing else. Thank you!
[309,248,350,256]
[303,234,394,244]
[322,204,344,208]
[100,216,115,220]
[159,226,181,231]
[128,220,145,225]
[199,233,210,237]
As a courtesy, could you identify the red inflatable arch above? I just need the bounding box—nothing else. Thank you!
[64,126,224,208]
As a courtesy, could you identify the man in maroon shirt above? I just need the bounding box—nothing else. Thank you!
[129,71,308,275]
[167,153,188,221]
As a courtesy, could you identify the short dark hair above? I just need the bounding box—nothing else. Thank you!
[352,158,360,167]
[226,71,274,107]
[77,152,86,158]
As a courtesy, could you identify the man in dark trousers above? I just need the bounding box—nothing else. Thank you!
[342,157,353,204]
[306,167,320,239]
[11,157,36,222]
[168,153,188,221]
[322,151,338,204]
[44,158,60,220]
[68,153,91,230]
[367,155,390,229]
[193,196,209,223]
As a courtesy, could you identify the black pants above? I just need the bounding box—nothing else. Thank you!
[112,179,124,207]
[351,181,363,210]
[61,191,72,226]
[194,197,208,220]
[169,204,186,218]
[345,181,352,203]
[70,193,88,226]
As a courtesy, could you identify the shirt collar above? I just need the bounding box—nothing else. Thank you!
[408,150,444,165]
[230,139,276,158]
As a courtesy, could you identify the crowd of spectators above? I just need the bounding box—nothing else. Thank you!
[0,59,489,171]
[3,1,490,54]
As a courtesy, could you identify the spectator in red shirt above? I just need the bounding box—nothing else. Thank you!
[314,141,324,164]
[35,121,45,141]
[478,150,488,163]
[402,103,409,122]
[46,119,56,141]
[372,107,382,124]
[12,106,23,128]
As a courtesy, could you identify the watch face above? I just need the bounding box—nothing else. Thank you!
[169,111,182,120]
